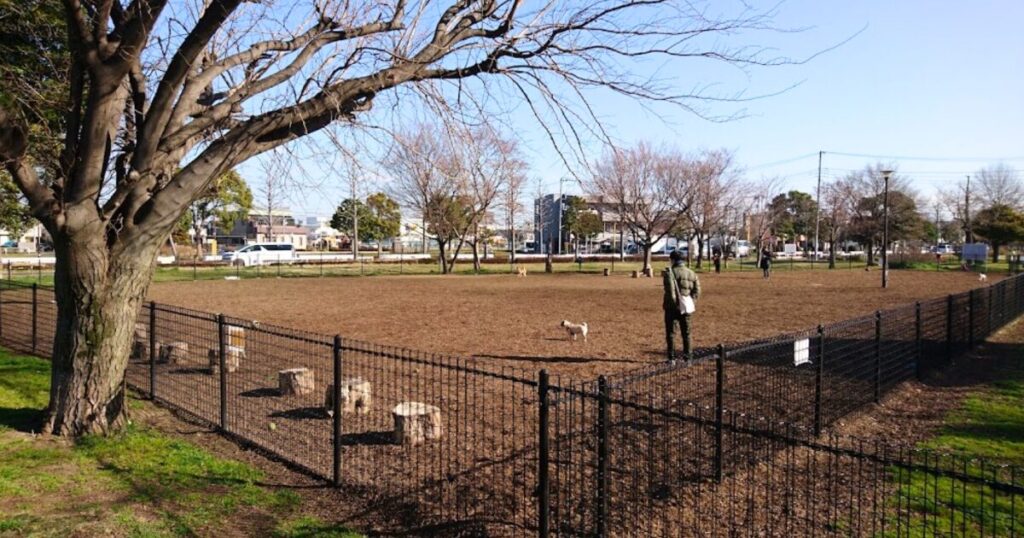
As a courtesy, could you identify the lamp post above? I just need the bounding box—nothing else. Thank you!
[881,169,894,288]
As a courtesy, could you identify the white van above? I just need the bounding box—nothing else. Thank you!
[222,243,296,266]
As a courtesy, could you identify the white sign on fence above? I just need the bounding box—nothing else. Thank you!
[794,338,810,366]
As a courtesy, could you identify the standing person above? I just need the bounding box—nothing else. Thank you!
[663,250,701,364]
[712,250,722,274]
[760,247,772,279]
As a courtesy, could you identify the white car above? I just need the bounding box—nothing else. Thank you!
[222,244,296,266]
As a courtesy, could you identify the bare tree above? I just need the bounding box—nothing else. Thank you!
[463,128,522,272]
[503,164,527,264]
[820,177,856,268]
[744,176,784,265]
[587,142,689,274]
[0,0,812,435]
[255,151,293,244]
[975,164,1023,211]
[682,149,743,268]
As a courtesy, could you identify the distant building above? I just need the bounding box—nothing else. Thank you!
[0,223,50,253]
[534,194,625,254]
[395,217,437,252]
[215,208,308,250]
[304,216,344,251]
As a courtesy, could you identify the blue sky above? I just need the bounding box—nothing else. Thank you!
[239,1,1024,219]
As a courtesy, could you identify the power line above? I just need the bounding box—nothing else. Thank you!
[745,153,820,170]
[824,151,1024,163]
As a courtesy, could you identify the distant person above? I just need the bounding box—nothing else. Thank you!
[760,248,772,279]
[662,250,701,364]
[712,250,722,274]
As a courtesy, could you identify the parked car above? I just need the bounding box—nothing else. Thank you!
[222,243,296,266]
[0,240,17,249]
[931,244,955,255]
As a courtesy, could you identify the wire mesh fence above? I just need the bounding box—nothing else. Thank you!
[1,273,1023,536]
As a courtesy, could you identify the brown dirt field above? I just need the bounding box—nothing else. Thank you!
[149,269,994,378]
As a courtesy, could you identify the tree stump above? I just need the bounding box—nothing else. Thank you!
[631,270,639,278]
[134,322,148,343]
[159,342,189,364]
[391,402,442,446]
[227,326,246,349]
[207,346,243,373]
[603,268,610,276]
[131,323,149,360]
[325,378,372,416]
[279,368,315,396]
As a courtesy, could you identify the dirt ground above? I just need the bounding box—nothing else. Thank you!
[149,269,993,378]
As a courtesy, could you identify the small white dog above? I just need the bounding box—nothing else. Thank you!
[560,320,588,342]
[978,273,988,282]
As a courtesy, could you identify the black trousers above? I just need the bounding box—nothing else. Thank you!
[664,309,692,360]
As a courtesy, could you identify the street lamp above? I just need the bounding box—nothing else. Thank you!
[880,169,894,288]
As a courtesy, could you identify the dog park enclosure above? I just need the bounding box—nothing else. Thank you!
[1,271,1023,535]
[148,271,989,377]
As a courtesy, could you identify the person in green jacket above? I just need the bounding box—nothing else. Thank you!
[662,250,701,363]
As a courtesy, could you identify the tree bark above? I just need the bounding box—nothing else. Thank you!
[642,243,653,274]
[44,231,157,436]
[828,233,837,269]
[696,234,705,269]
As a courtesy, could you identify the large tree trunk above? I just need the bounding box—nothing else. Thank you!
[438,240,449,273]
[828,233,837,269]
[642,243,653,274]
[993,244,1000,263]
[44,231,157,436]
[865,238,875,266]
[696,234,705,269]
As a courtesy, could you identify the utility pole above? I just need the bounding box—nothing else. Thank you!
[813,150,824,262]
[881,170,893,288]
[964,175,973,243]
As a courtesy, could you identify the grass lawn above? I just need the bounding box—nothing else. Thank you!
[5,256,1018,289]
[885,326,1024,536]
[0,349,360,538]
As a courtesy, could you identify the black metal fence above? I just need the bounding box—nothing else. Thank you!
[1,274,1023,536]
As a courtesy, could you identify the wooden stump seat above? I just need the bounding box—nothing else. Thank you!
[158,342,188,364]
[279,368,315,396]
[207,346,244,373]
[391,402,442,446]
[325,378,372,416]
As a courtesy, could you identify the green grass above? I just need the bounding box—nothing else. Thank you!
[0,348,360,537]
[3,253,1020,287]
[881,352,1024,536]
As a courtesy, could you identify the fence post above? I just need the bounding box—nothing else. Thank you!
[218,314,227,431]
[813,325,824,437]
[968,289,976,349]
[914,302,923,380]
[596,375,609,538]
[714,344,725,483]
[988,285,994,336]
[332,335,343,487]
[946,294,954,363]
[31,283,37,354]
[874,310,881,403]
[149,301,157,400]
[537,370,550,538]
